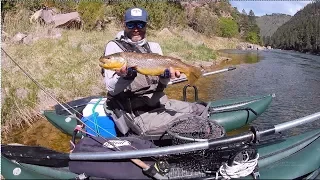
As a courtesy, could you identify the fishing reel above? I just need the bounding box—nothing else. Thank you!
[143,159,170,179]
[227,144,258,166]
[155,159,171,175]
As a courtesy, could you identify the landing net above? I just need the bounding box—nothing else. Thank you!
[164,115,228,178]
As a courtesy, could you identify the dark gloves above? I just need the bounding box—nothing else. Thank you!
[123,67,137,80]
[123,68,170,80]
[143,162,169,179]
[159,68,170,79]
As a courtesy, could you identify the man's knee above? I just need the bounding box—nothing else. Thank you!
[191,103,206,116]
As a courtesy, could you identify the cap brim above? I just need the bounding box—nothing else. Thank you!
[125,18,147,23]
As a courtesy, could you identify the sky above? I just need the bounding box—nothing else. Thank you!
[230,1,313,16]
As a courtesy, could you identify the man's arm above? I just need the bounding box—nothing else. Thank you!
[104,42,133,96]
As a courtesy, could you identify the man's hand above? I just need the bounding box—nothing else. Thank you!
[169,67,181,78]
[160,67,181,79]
[143,163,169,179]
[115,64,128,76]
[116,64,137,80]
[117,65,180,80]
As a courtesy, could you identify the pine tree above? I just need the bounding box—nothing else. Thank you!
[248,10,255,23]
[242,9,247,15]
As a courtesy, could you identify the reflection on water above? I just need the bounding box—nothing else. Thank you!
[166,50,262,102]
[218,49,261,64]
[3,117,72,153]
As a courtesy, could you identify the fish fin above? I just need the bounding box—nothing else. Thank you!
[185,67,202,85]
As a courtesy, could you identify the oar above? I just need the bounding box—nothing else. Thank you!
[69,111,320,160]
[168,67,236,85]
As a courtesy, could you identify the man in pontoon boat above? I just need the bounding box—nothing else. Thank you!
[103,7,206,135]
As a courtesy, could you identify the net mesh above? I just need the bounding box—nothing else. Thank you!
[163,115,227,178]
[167,114,225,144]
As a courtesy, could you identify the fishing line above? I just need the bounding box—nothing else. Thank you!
[1,48,159,164]
[1,48,158,169]
[1,48,120,148]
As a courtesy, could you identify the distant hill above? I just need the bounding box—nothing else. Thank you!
[256,13,291,38]
[270,2,320,53]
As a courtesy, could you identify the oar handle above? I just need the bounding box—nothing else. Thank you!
[274,112,320,133]
[255,112,320,141]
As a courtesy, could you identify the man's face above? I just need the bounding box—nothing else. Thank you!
[124,21,147,42]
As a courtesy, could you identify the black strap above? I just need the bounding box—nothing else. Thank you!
[142,42,152,53]
[111,39,129,52]
[111,37,152,53]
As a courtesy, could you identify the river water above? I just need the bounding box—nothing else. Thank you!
[4,49,320,152]
[206,49,320,136]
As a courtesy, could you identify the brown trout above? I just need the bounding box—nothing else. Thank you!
[99,52,202,85]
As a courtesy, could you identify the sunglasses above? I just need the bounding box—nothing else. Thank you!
[126,22,146,29]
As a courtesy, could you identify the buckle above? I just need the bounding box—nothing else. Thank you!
[75,173,88,180]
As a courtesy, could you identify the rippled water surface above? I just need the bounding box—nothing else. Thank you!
[202,49,320,136]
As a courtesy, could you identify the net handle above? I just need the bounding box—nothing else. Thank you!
[166,129,209,142]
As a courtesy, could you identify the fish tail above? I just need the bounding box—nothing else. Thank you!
[185,67,202,85]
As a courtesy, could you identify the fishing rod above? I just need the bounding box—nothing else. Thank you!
[168,67,236,85]
[69,111,320,160]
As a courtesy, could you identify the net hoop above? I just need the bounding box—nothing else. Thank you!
[166,114,226,144]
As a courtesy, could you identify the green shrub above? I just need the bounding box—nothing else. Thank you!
[16,1,42,11]
[219,17,239,38]
[1,1,17,12]
[54,1,78,13]
[246,31,260,44]
[145,2,186,29]
[209,1,232,16]
[110,1,186,29]
[190,7,221,36]
[108,1,136,23]
[77,1,105,30]
[2,6,33,36]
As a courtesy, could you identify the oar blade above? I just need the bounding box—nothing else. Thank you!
[1,144,69,167]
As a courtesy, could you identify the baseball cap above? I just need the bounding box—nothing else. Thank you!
[124,7,148,23]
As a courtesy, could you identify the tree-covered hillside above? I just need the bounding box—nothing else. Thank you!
[269,2,320,53]
[235,9,261,44]
[256,13,291,38]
